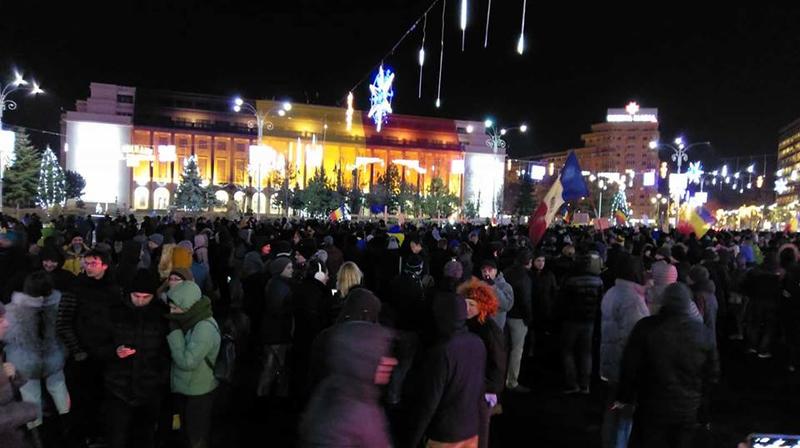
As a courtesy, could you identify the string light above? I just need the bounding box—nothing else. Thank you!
[436,0,447,108]
[460,0,467,51]
[345,92,354,131]
[484,0,492,48]
[418,13,427,99]
[517,0,527,54]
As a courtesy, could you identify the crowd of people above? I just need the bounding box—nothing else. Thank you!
[0,211,798,447]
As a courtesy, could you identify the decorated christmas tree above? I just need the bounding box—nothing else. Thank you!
[3,130,41,208]
[174,155,217,211]
[609,188,632,223]
[37,146,67,209]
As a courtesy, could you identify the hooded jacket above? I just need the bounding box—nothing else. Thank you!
[4,291,66,379]
[504,263,533,324]
[0,345,38,448]
[617,283,720,424]
[489,272,514,329]
[299,321,393,448]
[600,279,650,383]
[403,292,486,447]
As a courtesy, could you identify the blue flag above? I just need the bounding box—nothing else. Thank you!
[560,152,589,200]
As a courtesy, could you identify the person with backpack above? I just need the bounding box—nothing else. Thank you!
[103,269,170,448]
[165,281,221,448]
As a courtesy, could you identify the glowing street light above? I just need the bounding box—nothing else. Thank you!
[466,124,474,133]
[484,119,493,128]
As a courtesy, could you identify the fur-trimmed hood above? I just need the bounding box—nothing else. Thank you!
[4,290,66,379]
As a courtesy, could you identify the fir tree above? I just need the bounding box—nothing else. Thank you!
[3,130,40,208]
[463,200,479,219]
[423,177,459,218]
[609,188,632,218]
[514,177,536,216]
[64,170,86,199]
[174,155,218,212]
[296,168,341,218]
[37,147,66,209]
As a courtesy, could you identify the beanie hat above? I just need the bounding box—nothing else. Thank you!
[297,238,317,260]
[269,256,292,276]
[129,269,159,295]
[660,282,695,315]
[172,246,193,270]
[149,233,164,246]
[169,268,195,282]
[40,245,64,265]
[272,240,292,257]
[178,240,194,252]
[167,281,202,310]
[651,261,678,287]
[443,259,463,280]
[480,259,498,270]
[688,265,710,285]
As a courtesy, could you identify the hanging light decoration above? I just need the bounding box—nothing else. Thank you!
[436,0,447,108]
[460,0,467,51]
[418,13,427,99]
[517,0,527,54]
[484,0,492,48]
[345,92,354,131]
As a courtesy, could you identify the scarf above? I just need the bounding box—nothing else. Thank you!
[165,296,213,333]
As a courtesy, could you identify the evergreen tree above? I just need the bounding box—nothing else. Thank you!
[37,147,66,209]
[271,162,298,215]
[296,168,341,218]
[464,200,479,219]
[64,170,86,200]
[367,165,402,213]
[514,177,536,216]
[423,177,459,218]
[609,188,632,218]
[174,155,218,212]
[3,130,40,208]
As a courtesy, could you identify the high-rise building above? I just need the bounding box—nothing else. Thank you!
[530,103,660,219]
[61,83,505,216]
[777,118,800,206]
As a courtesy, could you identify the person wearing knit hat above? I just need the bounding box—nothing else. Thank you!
[691,278,718,334]
[646,261,678,315]
[178,240,194,253]
[148,234,164,249]
[272,240,293,258]
[269,256,293,278]
[165,281,220,448]
[296,238,317,265]
[687,265,710,286]
[615,282,718,447]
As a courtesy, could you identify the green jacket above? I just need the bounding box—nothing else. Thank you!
[167,318,220,396]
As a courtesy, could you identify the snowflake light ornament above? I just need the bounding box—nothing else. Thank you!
[775,178,789,194]
[368,65,395,132]
[686,161,703,184]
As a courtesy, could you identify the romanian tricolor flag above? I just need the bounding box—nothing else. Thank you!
[614,210,627,226]
[680,206,716,237]
[328,205,348,222]
[786,213,800,233]
[529,152,589,245]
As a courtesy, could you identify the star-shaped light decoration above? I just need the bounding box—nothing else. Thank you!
[368,65,395,133]
[775,178,789,194]
[686,161,703,184]
[625,101,640,115]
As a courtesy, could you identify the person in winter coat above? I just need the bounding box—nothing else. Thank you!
[165,281,221,448]
[502,250,533,393]
[616,283,720,448]
[62,233,91,276]
[744,251,782,358]
[116,240,144,292]
[530,252,558,341]
[292,259,332,402]
[322,235,345,288]
[480,259,514,331]
[558,253,604,394]
[0,301,39,448]
[4,271,71,432]
[460,278,507,448]
[257,256,294,399]
[101,269,169,448]
[299,321,396,447]
[40,246,75,297]
[401,289,486,448]
[600,253,649,448]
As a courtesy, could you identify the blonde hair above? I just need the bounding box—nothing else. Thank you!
[336,262,363,297]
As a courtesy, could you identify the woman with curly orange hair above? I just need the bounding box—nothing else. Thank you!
[458,278,507,448]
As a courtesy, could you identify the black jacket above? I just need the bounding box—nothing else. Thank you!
[530,269,558,324]
[103,294,170,406]
[261,276,293,345]
[402,291,486,447]
[558,273,604,322]
[504,264,533,323]
[617,305,719,425]
[73,273,122,359]
[386,273,428,331]
[466,317,507,394]
[292,278,333,350]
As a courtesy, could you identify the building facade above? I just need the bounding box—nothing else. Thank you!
[62,83,505,217]
[526,104,661,219]
[777,118,800,206]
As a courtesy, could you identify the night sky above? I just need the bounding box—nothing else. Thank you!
[2,2,799,171]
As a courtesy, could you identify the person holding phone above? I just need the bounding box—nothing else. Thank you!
[102,269,170,448]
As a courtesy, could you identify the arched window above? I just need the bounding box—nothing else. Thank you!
[134,187,149,210]
[154,187,170,210]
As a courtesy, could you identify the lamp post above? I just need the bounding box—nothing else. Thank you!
[233,98,291,219]
[0,71,44,211]
[484,119,527,217]
[649,137,711,227]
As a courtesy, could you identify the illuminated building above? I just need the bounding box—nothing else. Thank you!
[777,118,800,206]
[530,103,660,218]
[61,83,504,217]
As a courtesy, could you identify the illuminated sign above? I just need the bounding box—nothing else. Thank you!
[607,102,658,123]
[529,165,546,180]
[669,173,688,198]
[643,170,656,187]
[66,121,130,204]
[158,145,177,162]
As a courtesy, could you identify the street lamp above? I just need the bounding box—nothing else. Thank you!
[649,137,711,227]
[484,118,528,217]
[1,70,44,210]
[233,97,292,218]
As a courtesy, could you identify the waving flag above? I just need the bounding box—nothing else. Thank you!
[614,209,628,226]
[679,206,715,237]
[529,152,588,245]
[787,213,800,233]
[329,204,348,221]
